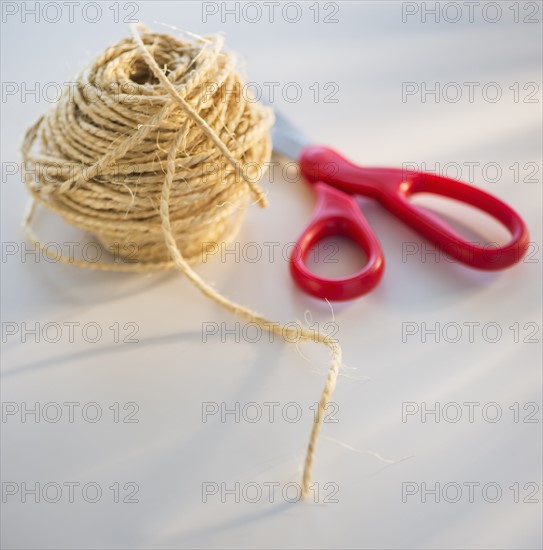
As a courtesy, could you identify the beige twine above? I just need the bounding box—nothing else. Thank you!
[21,24,342,498]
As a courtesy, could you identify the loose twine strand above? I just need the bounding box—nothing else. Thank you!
[20,24,342,498]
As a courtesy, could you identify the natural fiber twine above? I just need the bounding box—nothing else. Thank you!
[21,24,342,498]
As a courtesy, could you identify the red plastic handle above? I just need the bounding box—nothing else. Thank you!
[290,182,384,301]
[299,146,530,270]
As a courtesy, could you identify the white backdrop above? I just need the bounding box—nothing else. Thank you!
[1,1,542,549]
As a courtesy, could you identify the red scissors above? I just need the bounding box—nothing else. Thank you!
[272,112,530,301]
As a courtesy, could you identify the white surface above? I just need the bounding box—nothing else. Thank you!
[1,1,542,549]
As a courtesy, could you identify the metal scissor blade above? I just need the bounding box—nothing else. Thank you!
[271,110,312,161]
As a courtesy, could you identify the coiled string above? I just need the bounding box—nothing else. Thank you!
[21,24,342,498]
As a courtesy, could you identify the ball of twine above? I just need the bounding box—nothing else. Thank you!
[21,24,342,498]
[22,26,272,266]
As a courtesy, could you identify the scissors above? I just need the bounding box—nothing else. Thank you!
[271,112,530,301]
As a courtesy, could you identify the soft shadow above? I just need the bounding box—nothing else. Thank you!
[1,330,202,379]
